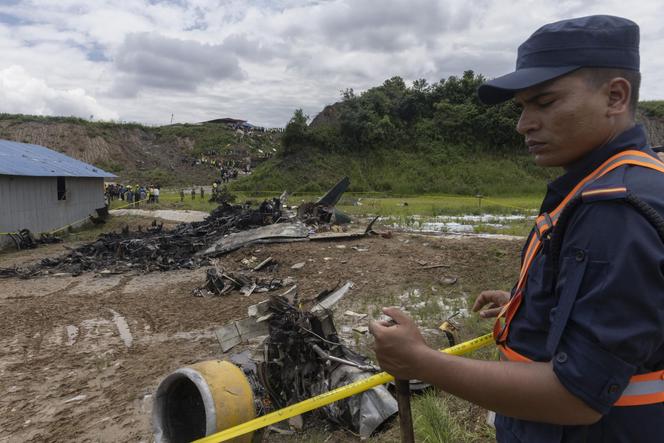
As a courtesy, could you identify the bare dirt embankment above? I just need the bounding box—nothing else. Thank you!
[0,116,281,186]
[0,229,521,443]
[0,119,200,184]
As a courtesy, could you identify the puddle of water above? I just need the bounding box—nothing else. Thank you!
[380,213,535,238]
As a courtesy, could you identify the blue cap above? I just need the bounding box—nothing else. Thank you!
[478,15,640,104]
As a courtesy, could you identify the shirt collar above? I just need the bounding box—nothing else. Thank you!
[540,124,648,213]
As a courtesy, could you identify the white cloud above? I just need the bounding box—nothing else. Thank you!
[0,0,662,127]
[0,65,119,120]
[111,32,246,96]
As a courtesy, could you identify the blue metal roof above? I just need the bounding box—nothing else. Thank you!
[0,139,116,178]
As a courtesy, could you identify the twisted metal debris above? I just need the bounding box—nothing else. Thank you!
[250,294,398,437]
[0,201,282,278]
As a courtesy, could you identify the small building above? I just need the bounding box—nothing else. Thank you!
[0,139,115,249]
[203,118,256,131]
[204,117,247,126]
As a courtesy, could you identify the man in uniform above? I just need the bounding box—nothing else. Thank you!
[370,15,663,442]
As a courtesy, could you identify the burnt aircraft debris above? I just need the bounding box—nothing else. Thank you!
[0,202,278,278]
[224,285,399,438]
[200,222,310,257]
[8,229,62,250]
[297,176,352,226]
[193,267,285,297]
[0,177,380,279]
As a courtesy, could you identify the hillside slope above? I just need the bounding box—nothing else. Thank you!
[233,74,664,196]
[0,115,281,186]
[233,109,664,195]
[1,80,662,195]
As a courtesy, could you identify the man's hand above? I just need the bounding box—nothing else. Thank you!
[472,290,510,318]
[368,307,431,379]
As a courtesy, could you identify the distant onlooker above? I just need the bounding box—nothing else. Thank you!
[191,187,196,200]
[179,188,185,202]
[138,187,146,206]
[153,186,160,203]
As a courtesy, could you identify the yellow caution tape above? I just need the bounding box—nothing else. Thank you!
[193,333,494,443]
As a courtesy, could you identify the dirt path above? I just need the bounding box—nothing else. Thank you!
[0,233,521,442]
[109,209,209,223]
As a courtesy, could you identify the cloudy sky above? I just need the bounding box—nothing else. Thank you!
[1,0,663,127]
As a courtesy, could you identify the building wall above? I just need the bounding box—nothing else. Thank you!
[0,176,105,249]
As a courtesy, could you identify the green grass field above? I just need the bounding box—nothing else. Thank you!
[111,190,541,214]
[108,189,542,237]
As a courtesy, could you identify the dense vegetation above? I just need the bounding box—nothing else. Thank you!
[282,71,522,154]
[234,71,557,195]
[639,100,664,119]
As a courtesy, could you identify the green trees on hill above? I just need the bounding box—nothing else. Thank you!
[281,109,311,154]
[282,70,523,154]
[256,71,558,195]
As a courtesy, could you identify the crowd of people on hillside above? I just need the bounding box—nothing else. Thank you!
[104,155,250,207]
[194,155,251,182]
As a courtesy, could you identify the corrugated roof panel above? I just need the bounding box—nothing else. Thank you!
[0,139,116,178]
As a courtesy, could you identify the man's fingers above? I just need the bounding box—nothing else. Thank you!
[369,319,391,334]
[472,290,510,312]
[472,291,498,311]
[382,307,411,325]
[472,293,489,311]
[479,307,503,318]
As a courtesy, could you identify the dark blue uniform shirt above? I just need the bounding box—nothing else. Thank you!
[496,125,664,442]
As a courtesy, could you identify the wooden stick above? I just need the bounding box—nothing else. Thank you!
[395,379,415,443]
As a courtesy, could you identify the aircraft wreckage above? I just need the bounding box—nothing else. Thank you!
[0,177,377,279]
[3,177,419,441]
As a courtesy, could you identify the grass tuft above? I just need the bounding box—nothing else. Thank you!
[413,390,466,442]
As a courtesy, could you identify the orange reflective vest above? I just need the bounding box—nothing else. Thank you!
[494,149,664,407]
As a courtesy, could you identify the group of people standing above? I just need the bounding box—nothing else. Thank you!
[196,154,249,182]
[105,183,161,206]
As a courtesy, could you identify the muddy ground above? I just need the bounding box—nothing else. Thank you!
[0,228,521,443]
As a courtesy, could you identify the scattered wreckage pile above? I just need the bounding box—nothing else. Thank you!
[208,281,461,439]
[3,177,409,437]
[0,201,280,278]
[218,282,406,438]
[0,177,379,279]
[5,229,62,250]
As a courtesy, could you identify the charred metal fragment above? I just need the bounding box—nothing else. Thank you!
[194,267,285,297]
[251,293,397,437]
[8,229,62,250]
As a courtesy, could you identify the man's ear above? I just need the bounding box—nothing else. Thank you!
[606,77,631,117]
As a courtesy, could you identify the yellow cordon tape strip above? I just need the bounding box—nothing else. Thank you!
[193,332,494,443]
